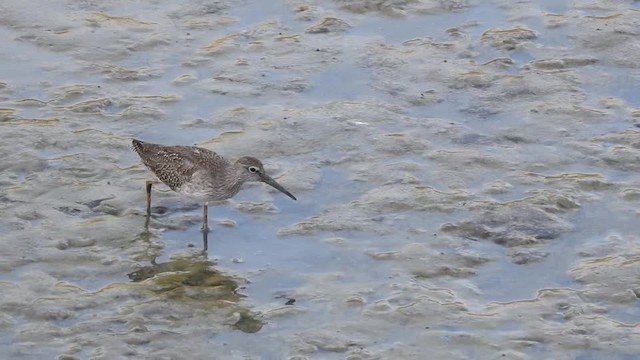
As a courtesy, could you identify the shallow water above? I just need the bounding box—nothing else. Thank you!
[2,0,640,358]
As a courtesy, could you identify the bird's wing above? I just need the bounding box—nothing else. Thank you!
[135,143,228,191]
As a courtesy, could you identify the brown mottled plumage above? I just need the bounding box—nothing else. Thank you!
[131,139,296,233]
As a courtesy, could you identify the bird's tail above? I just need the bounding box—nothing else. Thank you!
[130,139,145,153]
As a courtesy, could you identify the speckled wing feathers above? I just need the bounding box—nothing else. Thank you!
[132,140,228,191]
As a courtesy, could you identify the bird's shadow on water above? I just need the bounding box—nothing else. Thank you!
[129,218,263,334]
[143,204,210,253]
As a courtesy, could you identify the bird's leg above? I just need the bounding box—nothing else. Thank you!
[201,202,209,233]
[202,230,208,254]
[145,180,153,217]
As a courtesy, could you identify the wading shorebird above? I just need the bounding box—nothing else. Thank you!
[131,139,296,232]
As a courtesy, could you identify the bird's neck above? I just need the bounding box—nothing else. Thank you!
[222,164,249,188]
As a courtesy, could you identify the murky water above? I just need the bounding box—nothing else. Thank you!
[2,0,640,358]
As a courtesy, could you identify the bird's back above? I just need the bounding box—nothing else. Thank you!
[131,139,229,192]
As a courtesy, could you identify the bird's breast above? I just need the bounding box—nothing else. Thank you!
[177,177,242,202]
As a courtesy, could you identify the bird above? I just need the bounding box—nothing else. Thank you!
[131,139,296,233]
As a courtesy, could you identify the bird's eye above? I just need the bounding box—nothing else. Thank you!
[248,166,259,173]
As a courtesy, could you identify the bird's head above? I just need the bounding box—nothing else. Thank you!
[235,156,297,200]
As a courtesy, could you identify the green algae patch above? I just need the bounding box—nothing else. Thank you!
[130,258,239,300]
[128,256,264,333]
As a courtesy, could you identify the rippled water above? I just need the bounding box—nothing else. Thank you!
[2,0,640,358]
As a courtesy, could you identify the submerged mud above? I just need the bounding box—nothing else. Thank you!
[1,0,640,358]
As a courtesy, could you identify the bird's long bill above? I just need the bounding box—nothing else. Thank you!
[261,174,297,200]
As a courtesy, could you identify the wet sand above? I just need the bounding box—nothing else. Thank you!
[1,0,640,358]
